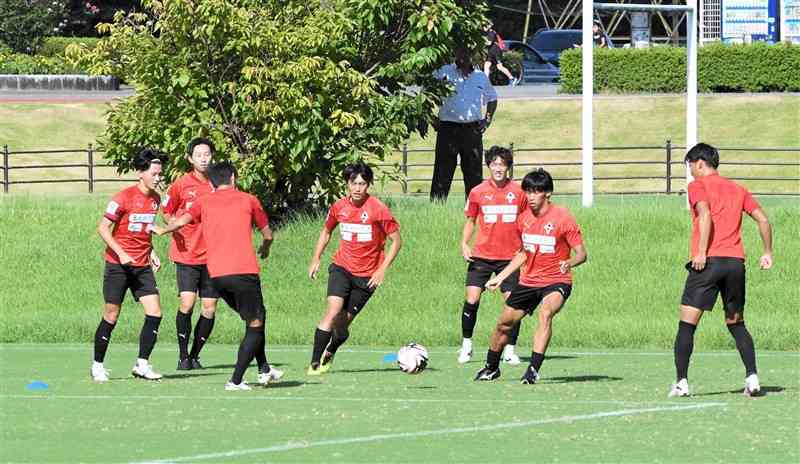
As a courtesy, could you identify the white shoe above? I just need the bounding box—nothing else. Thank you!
[225,381,252,391]
[90,362,110,382]
[457,348,473,364]
[502,346,521,365]
[668,378,690,397]
[258,367,284,385]
[510,77,519,87]
[131,360,163,380]
[744,374,761,396]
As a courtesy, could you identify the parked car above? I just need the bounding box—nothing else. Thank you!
[526,29,614,66]
[503,40,560,84]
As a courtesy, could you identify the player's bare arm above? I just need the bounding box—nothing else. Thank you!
[559,243,587,274]
[308,227,333,280]
[153,212,193,235]
[692,200,711,271]
[97,217,133,265]
[461,217,476,262]
[485,250,526,291]
[258,225,273,260]
[367,230,402,289]
[748,208,773,269]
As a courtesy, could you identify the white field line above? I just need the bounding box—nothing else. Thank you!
[131,402,726,464]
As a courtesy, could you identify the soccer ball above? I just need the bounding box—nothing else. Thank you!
[397,343,429,374]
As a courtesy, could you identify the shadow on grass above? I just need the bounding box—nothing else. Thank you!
[200,362,287,370]
[161,372,223,380]
[518,355,578,363]
[335,367,440,374]
[264,381,307,389]
[544,375,623,384]
[693,385,784,397]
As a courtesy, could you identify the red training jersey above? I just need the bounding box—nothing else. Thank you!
[188,188,269,278]
[325,195,400,277]
[162,172,214,265]
[103,185,161,267]
[517,204,583,287]
[465,179,528,260]
[688,173,760,259]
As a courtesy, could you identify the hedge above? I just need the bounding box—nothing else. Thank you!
[0,52,85,74]
[560,42,800,93]
[38,36,100,58]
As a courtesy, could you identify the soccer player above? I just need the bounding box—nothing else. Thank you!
[156,161,283,390]
[307,161,402,374]
[669,143,773,398]
[474,168,587,383]
[162,137,219,370]
[458,146,527,365]
[91,148,167,382]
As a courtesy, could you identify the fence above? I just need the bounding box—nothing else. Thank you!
[2,141,799,195]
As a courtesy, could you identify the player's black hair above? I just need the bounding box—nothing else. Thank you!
[485,145,514,168]
[343,161,374,185]
[186,137,216,157]
[208,161,236,188]
[685,143,720,169]
[132,148,165,172]
[521,168,554,193]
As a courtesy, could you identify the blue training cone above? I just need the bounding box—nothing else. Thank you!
[382,353,398,363]
[26,381,49,391]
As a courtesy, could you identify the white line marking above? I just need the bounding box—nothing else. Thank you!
[132,403,725,463]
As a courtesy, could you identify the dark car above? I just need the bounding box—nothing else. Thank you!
[526,29,615,66]
[504,40,560,84]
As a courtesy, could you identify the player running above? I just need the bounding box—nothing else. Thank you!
[91,148,167,382]
[156,161,283,390]
[307,161,402,375]
[474,168,587,383]
[458,146,528,365]
[669,143,773,398]
[162,137,219,370]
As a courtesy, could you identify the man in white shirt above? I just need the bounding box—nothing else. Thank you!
[431,46,498,202]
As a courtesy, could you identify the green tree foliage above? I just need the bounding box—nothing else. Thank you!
[71,0,487,215]
[0,0,67,53]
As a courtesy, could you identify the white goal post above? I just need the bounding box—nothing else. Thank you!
[582,2,698,207]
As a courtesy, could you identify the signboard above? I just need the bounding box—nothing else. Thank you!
[721,0,779,42]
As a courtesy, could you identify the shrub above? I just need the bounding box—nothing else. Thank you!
[38,36,100,58]
[0,53,83,74]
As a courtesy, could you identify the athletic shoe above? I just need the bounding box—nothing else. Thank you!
[176,358,192,371]
[90,363,110,382]
[668,378,690,397]
[190,358,203,369]
[520,365,540,384]
[225,381,252,391]
[319,352,335,373]
[132,361,163,381]
[502,346,521,365]
[258,367,285,385]
[474,366,501,381]
[457,348,473,364]
[510,77,519,87]
[744,374,761,397]
[307,363,322,376]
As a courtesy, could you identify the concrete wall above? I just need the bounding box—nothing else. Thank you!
[0,75,119,91]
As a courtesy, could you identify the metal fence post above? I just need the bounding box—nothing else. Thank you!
[509,143,515,180]
[665,139,672,194]
[87,143,94,193]
[2,145,8,193]
[401,143,408,194]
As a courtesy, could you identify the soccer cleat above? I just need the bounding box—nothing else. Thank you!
[90,363,110,382]
[307,363,322,376]
[744,374,761,397]
[520,365,540,384]
[319,352,335,373]
[510,77,519,87]
[502,345,521,365]
[132,361,163,381]
[190,358,203,369]
[176,358,192,371]
[668,378,690,397]
[258,367,285,385]
[457,348,473,364]
[474,365,501,381]
[225,381,252,391]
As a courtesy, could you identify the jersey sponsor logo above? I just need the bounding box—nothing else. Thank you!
[129,213,156,224]
[481,205,517,223]
[106,201,120,215]
[340,222,373,242]
[522,233,556,253]
[128,222,143,232]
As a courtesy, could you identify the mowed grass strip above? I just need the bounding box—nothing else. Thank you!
[1,194,797,349]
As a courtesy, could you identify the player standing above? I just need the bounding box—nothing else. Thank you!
[475,168,587,383]
[458,146,527,365]
[307,161,402,374]
[669,143,773,397]
[162,137,218,370]
[91,148,167,382]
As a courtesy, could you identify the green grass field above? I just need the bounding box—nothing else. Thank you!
[1,344,798,463]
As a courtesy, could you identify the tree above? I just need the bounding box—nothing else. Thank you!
[71,0,487,216]
[0,0,67,53]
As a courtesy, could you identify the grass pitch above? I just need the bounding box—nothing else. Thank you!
[1,344,798,463]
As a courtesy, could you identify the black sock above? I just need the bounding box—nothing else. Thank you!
[189,315,214,359]
[509,321,521,346]
[138,315,162,360]
[727,321,757,377]
[674,320,697,381]
[530,352,545,372]
[327,329,350,356]
[486,349,502,371]
[93,318,116,363]
[255,326,269,372]
[311,328,332,366]
[461,301,480,338]
[232,326,263,384]
[176,311,192,360]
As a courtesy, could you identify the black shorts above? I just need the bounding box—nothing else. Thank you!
[487,45,502,65]
[506,283,572,315]
[176,263,220,299]
[681,257,746,313]
[465,258,519,294]
[327,263,376,315]
[103,262,159,305]
[212,274,266,322]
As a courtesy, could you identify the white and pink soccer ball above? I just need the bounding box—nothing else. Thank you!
[397,343,429,374]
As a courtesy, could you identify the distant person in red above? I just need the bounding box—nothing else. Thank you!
[458,146,528,365]
[306,161,402,375]
[475,168,587,384]
[669,143,773,398]
[91,148,167,382]
[157,161,283,390]
[162,137,219,371]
